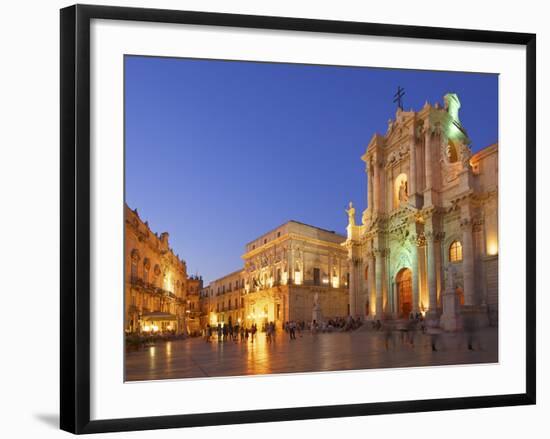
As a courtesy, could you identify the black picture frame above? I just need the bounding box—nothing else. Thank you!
[60,4,536,434]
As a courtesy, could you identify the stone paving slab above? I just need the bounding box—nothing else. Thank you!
[125,327,498,381]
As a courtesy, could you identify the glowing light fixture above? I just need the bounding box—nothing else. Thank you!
[487,238,498,256]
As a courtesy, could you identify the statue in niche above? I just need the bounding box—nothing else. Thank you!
[398,179,408,203]
[346,202,356,226]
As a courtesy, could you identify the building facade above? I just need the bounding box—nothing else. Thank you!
[125,204,196,334]
[201,221,350,329]
[344,93,498,330]
[185,275,203,334]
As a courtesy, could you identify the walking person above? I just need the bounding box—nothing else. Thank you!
[266,322,272,344]
[251,323,257,343]
[224,323,230,342]
[463,316,477,351]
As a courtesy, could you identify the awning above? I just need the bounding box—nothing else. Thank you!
[142,312,177,322]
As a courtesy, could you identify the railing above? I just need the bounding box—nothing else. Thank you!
[129,278,185,298]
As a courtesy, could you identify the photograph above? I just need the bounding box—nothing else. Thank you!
[123,56,499,382]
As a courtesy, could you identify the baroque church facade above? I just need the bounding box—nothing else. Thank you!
[344,93,498,330]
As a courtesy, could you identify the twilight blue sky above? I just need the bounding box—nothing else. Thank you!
[125,56,498,283]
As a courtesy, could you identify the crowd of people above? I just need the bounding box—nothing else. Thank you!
[204,322,260,343]
[203,315,364,343]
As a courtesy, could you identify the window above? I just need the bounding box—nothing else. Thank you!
[143,259,150,284]
[313,267,321,286]
[449,240,463,262]
[130,260,138,283]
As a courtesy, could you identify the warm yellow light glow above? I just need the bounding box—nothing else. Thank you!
[164,271,173,293]
[282,272,288,285]
[487,238,498,256]
[143,325,151,332]
[332,276,340,288]
[322,277,329,284]
[152,325,159,332]
[294,271,302,285]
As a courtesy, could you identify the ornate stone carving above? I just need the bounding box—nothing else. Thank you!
[460,217,472,230]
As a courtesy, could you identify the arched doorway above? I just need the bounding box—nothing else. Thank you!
[396,268,413,318]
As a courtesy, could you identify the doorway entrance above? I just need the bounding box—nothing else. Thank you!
[396,268,413,317]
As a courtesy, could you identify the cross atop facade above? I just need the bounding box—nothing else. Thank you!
[393,86,405,110]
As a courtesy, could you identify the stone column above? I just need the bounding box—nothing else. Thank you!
[461,218,476,306]
[375,249,384,318]
[411,238,420,313]
[347,244,360,316]
[327,253,332,288]
[426,231,439,320]
[373,158,380,215]
[408,133,416,197]
[367,161,374,212]
[424,129,433,191]
[288,245,294,285]
[368,252,375,318]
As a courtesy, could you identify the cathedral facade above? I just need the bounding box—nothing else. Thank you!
[345,93,498,330]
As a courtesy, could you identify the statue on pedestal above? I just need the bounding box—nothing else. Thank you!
[312,292,322,324]
[398,180,408,204]
[346,202,356,226]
